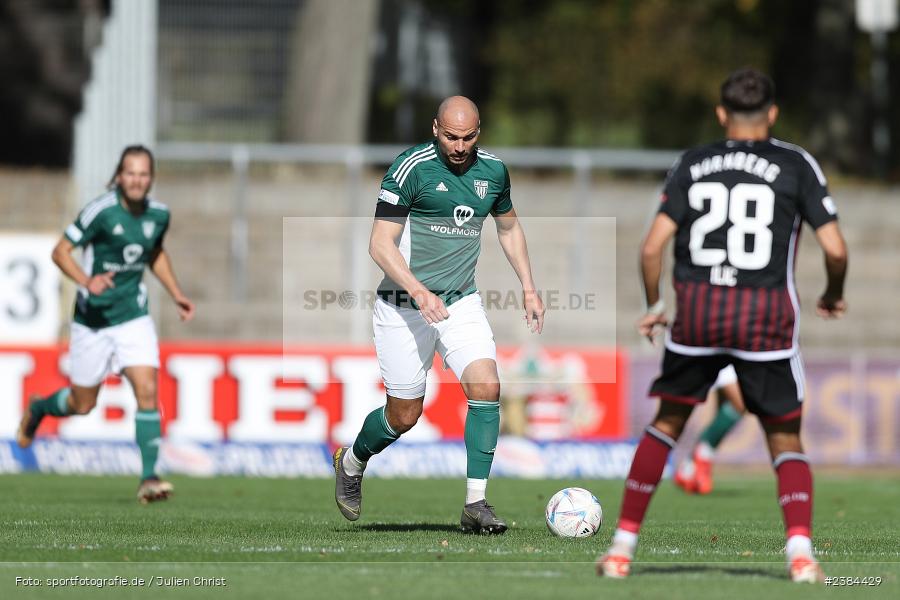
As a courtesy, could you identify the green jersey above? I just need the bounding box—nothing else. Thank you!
[376,141,513,307]
[64,190,170,328]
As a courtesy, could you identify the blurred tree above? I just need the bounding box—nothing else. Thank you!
[0,0,107,167]
[890,21,900,178]
[367,0,894,176]
[484,1,773,148]
[283,0,380,143]
[367,0,496,143]
[767,0,865,173]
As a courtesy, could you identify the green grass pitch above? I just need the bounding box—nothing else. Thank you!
[0,472,897,599]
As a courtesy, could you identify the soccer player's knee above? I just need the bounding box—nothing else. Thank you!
[653,414,688,440]
[393,404,423,433]
[464,381,500,402]
[71,400,96,415]
[133,379,158,406]
[765,427,803,456]
[653,401,693,439]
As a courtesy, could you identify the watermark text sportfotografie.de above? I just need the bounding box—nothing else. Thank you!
[301,289,597,311]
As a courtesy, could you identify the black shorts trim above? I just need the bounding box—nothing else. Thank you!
[650,392,704,406]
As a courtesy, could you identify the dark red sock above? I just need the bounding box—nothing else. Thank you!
[774,453,813,539]
[617,427,675,533]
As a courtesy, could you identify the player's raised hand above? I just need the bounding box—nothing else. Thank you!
[523,289,545,334]
[87,271,115,296]
[637,312,668,345]
[174,295,195,322]
[816,295,846,319]
[412,289,450,324]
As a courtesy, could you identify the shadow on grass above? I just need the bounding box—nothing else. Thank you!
[350,523,460,533]
[636,564,782,580]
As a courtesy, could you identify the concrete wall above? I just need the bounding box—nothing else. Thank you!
[0,169,70,232]
[151,168,899,355]
[2,167,896,354]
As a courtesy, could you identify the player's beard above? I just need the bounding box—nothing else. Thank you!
[119,184,150,206]
[448,152,473,174]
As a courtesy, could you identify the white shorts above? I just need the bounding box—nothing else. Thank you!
[373,292,496,399]
[713,364,738,388]
[69,315,160,387]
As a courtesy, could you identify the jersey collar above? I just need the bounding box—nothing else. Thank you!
[724,136,772,147]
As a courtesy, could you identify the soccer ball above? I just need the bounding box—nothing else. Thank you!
[545,487,603,538]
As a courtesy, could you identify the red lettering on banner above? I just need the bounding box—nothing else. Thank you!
[1,344,628,442]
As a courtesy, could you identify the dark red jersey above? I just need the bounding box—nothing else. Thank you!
[658,138,838,360]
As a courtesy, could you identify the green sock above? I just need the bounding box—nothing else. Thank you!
[464,400,500,479]
[351,406,399,461]
[135,409,162,480]
[30,388,72,418]
[699,401,743,449]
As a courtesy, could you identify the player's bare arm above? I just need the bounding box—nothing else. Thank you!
[51,236,115,295]
[369,218,449,324]
[494,208,544,334]
[638,212,677,343]
[149,247,195,322]
[814,221,848,319]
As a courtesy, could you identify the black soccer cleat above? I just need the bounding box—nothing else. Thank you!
[333,447,363,521]
[460,500,508,535]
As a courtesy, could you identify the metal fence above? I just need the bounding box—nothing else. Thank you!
[157,0,303,143]
[155,141,680,305]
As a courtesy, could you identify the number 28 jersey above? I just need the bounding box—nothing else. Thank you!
[658,138,838,360]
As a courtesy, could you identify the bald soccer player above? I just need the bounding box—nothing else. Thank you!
[333,96,545,533]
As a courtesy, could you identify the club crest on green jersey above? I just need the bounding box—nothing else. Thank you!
[142,221,155,238]
[474,179,488,199]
